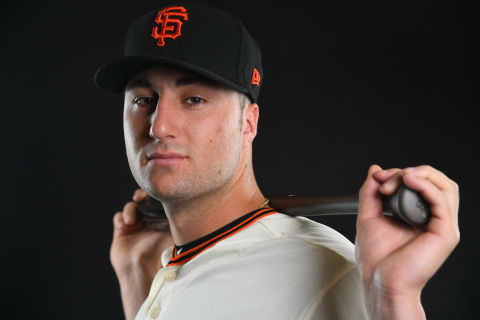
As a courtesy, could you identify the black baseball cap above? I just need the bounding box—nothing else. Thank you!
[94,3,263,102]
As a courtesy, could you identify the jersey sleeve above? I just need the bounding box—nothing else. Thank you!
[296,265,369,320]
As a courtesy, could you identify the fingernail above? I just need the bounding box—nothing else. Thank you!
[369,164,382,175]
[380,181,394,192]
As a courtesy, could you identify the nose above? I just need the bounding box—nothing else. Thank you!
[149,95,178,141]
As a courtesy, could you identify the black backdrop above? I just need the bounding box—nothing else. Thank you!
[2,1,477,319]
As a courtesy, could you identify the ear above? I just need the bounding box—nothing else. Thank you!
[242,102,259,146]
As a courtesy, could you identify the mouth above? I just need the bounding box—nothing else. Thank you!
[146,152,187,166]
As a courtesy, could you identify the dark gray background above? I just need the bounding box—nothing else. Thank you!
[2,0,477,318]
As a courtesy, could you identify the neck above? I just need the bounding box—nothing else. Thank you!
[162,163,265,246]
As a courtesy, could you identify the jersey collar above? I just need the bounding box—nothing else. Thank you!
[166,207,278,267]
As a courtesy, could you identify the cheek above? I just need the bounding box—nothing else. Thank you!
[188,110,240,155]
[123,118,136,149]
[192,115,227,141]
[210,118,241,151]
[123,113,150,153]
[212,117,232,144]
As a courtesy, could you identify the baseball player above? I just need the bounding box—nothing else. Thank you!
[94,3,460,319]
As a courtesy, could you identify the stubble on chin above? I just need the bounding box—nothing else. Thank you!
[142,157,239,202]
[140,141,242,203]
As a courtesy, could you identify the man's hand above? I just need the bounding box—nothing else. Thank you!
[355,165,460,320]
[111,189,174,320]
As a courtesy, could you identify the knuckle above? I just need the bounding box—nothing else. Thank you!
[446,226,460,247]
[133,189,149,202]
[455,230,461,244]
[402,167,416,175]
[443,178,459,195]
[414,164,433,174]
[452,181,460,192]
[113,212,121,221]
[383,168,400,174]
[134,188,144,196]
[123,201,136,212]
[418,164,432,170]
[448,233,460,249]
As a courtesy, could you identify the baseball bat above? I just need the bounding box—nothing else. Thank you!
[137,184,430,227]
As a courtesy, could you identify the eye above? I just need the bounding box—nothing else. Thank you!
[133,96,157,106]
[185,96,206,106]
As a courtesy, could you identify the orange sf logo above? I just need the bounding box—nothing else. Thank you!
[151,6,189,47]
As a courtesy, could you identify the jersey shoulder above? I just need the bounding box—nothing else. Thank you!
[253,213,356,264]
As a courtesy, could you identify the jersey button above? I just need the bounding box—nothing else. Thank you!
[164,270,177,282]
[149,306,160,318]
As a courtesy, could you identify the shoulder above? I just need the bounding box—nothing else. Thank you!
[232,213,366,318]
[232,213,358,289]
[250,213,356,264]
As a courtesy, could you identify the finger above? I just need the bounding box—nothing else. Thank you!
[133,189,149,202]
[122,201,139,225]
[113,212,127,239]
[372,168,401,183]
[113,211,144,238]
[357,164,383,224]
[113,211,125,229]
[403,171,459,233]
[404,166,459,220]
[378,172,404,195]
[405,166,459,194]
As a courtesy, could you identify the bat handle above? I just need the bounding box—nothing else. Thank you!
[383,184,431,227]
[281,184,431,227]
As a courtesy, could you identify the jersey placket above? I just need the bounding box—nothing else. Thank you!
[142,263,181,320]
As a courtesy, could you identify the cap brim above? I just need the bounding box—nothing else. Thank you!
[94,55,250,94]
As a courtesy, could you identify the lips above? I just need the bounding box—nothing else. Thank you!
[148,152,186,160]
[146,152,187,166]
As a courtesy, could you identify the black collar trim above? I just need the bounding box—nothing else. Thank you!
[166,207,277,267]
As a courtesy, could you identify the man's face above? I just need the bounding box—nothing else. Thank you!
[123,67,247,202]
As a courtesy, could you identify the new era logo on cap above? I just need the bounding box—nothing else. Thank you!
[151,6,189,47]
[251,67,261,86]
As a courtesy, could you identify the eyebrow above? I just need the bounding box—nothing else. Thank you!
[125,78,153,91]
[125,75,221,91]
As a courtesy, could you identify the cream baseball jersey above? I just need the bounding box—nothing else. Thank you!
[135,208,368,319]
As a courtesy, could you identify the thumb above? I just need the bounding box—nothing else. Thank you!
[357,164,383,224]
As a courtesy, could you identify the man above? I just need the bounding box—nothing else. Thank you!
[94,3,460,319]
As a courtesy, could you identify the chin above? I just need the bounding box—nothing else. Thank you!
[141,172,188,201]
